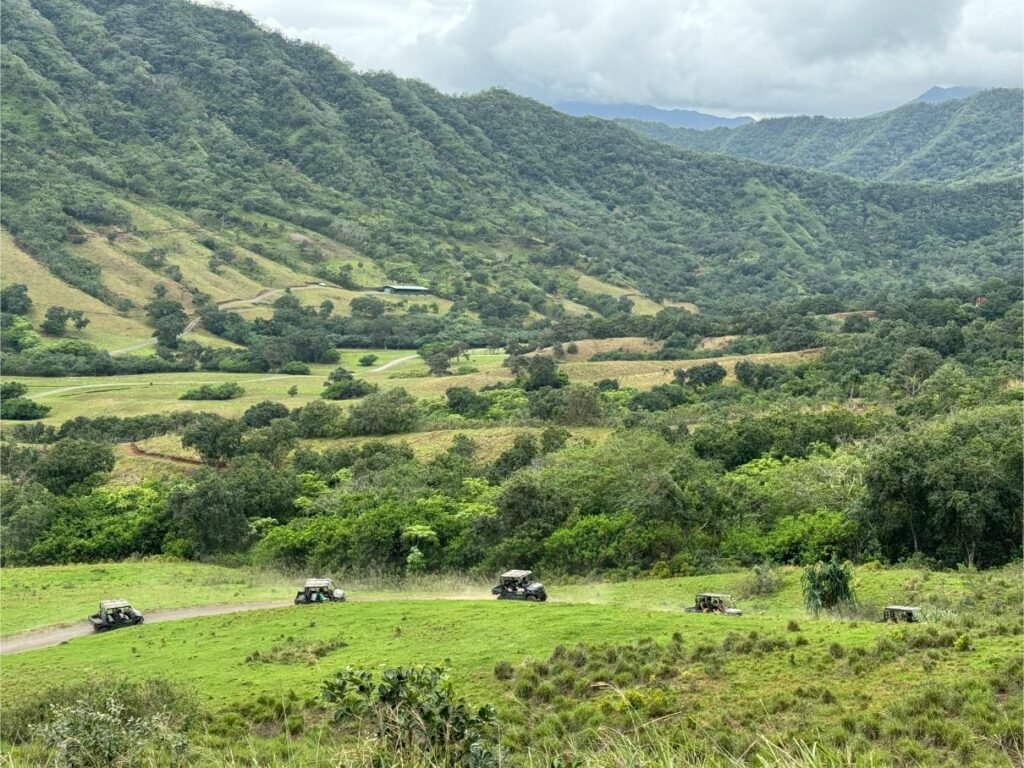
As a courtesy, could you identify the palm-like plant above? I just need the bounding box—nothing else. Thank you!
[802,557,856,617]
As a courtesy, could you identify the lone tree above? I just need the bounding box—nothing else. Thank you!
[181,414,245,467]
[426,352,451,376]
[0,283,32,315]
[801,557,856,617]
[145,295,188,347]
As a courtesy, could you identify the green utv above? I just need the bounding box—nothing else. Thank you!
[685,593,743,616]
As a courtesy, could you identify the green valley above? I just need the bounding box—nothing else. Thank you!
[1,0,1022,765]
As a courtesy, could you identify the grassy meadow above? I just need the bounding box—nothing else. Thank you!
[1,561,1020,765]
[1,346,824,431]
[0,561,293,636]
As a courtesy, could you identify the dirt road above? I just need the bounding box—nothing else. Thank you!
[370,354,418,373]
[0,601,290,655]
[0,594,496,655]
[125,442,203,465]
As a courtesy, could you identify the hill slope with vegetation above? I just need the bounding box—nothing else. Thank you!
[1,3,1022,765]
[1,0,1021,333]
[621,88,1024,182]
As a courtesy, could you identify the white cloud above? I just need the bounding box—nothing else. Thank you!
[212,0,1023,116]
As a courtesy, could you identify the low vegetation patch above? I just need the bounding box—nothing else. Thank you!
[2,677,200,767]
[246,634,349,665]
[179,382,244,400]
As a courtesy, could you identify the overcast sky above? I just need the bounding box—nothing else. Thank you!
[217,0,1023,117]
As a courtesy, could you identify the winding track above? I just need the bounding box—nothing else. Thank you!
[107,284,330,356]
[370,354,418,373]
[0,593,494,655]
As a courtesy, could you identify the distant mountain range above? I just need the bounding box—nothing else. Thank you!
[913,86,982,104]
[620,88,1023,182]
[552,102,753,130]
[556,86,988,131]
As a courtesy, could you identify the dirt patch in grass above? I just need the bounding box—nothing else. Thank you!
[533,337,664,361]
[826,310,877,321]
[696,335,739,351]
[562,348,824,388]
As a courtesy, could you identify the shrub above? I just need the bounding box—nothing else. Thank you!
[320,378,377,400]
[279,361,310,374]
[4,677,199,767]
[493,660,515,680]
[241,401,290,428]
[0,397,51,420]
[179,382,244,400]
[0,381,28,399]
[345,389,419,436]
[740,562,784,597]
[323,665,497,765]
[38,697,190,767]
[358,354,379,367]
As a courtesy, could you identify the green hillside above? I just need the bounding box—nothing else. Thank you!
[2,0,1020,329]
[621,89,1024,182]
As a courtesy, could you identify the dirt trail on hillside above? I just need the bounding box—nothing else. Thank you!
[110,317,202,356]
[216,284,327,310]
[0,594,498,655]
[108,283,329,355]
[125,442,203,465]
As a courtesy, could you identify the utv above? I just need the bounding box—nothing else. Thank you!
[89,600,145,632]
[294,578,346,604]
[491,570,547,602]
[685,593,743,616]
[882,605,922,623]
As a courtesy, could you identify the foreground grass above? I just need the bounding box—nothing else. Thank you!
[1,563,1020,766]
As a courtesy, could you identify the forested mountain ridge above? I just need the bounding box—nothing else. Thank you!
[1,0,1021,323]
[621,88,1023,182]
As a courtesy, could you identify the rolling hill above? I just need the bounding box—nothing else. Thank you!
[1,0,1020,331]
[620,88,1024,182]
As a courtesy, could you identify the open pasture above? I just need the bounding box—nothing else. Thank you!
[561,347,825,387]
[1,562,1019,766]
